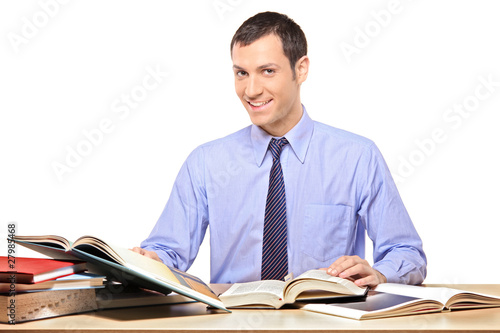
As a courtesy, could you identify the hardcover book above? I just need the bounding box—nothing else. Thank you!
[0,256,86,284]
[0,272,105,293]
[219,269,368,309]
[302,283,500,320]
[12,235,228,312]
[1,288,97,323]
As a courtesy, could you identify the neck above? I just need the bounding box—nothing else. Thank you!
[261,102,303,137]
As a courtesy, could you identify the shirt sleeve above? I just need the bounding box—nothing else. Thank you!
[357,143,427,284]
[140,146,209,271]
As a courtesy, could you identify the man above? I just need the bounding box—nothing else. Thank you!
[133,11,426,287]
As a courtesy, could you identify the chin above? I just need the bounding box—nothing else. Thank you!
[247,113,270,128]
[248,117,264,127]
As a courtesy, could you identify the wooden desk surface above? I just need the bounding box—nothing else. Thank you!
[2,284,500,333]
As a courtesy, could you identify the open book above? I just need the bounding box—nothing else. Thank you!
[12,235,228,312]
[302,283,500,320]
[219,269,367,309]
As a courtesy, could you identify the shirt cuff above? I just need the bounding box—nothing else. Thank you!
[373,260,423,285]
[141,246,176,268]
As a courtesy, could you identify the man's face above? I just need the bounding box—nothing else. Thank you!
[232,34,307,137]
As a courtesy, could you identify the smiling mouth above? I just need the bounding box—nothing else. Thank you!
[247,99,272,107]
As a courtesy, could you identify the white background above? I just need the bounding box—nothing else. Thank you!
[1,0,499,284]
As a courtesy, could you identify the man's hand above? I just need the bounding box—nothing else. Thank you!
[321,255,387,288]
[130,247,162,262]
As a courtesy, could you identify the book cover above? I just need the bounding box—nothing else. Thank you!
[96,283,195,310]
[0,256,87,284]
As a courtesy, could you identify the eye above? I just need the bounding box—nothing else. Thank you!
[236,71,248,77]
[264,69,275,75]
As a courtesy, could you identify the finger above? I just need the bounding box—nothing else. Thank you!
[330,256,362,276]
[354,275,377,288]
[326,256,350,276]
[130,247,144,254]
[338,263,370,279]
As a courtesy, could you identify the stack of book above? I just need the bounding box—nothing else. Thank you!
[7,234,229,324]
[0,256,104,323]
[12,234,228,311]
[1,254,199,324]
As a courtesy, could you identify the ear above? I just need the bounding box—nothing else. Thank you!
[295,55,310,84]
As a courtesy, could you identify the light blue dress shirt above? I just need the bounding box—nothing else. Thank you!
[141,107,427,284]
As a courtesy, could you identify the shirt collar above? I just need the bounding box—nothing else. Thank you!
[251,105,314,167]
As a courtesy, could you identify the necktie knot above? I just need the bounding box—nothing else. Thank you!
[269,138,289,161]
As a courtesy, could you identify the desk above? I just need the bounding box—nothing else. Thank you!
[2,284,500,332]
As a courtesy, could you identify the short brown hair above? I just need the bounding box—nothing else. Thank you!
[230,12,308,79]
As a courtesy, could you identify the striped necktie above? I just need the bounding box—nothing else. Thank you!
[261,137,289,281]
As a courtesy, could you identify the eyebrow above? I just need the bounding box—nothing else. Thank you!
[232,63,281,71]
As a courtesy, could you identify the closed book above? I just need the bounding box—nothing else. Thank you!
[1,288,97,323]
[0,256,86,284]
[0,272,105,293]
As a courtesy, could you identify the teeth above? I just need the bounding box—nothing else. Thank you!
[249,100,271,107]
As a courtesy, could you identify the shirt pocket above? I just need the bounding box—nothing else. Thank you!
[301,204,352,262]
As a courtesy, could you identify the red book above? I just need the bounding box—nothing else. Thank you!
[0,256,86,284]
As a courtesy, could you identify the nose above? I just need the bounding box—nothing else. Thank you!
[245,75,263,98]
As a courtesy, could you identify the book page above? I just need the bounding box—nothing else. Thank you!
[113,246,180,283]
[74,239,189,293]
[113,246,221,302]
[73,236,125,264]
[291,269,352,285]
[375,283,455,305]
[284,270,367,296]
[303,290,442,320]
[446,292,500,309]
[13,235,71,250]
[223,280,286,298]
